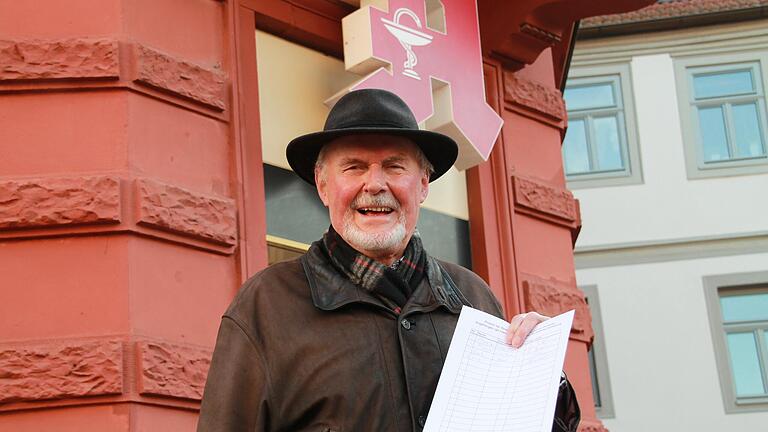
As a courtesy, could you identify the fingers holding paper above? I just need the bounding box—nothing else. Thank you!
[506,311,550,347]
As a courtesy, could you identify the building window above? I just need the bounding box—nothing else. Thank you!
[704,272,768,413]
[562,64,642,188]
[691,64,767,163]
[581,285,615,418]
[675,54,768,179]
[721,291,768,399]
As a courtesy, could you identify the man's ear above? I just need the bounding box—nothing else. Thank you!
[419,174,429,204]
[315,170,330,207]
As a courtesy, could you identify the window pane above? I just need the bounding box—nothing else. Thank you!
[565,83,615,111]
[563,119,590,174]
[693,69,755,99]
[594,116,624,171]
[720,293,768,322]
[732,103,767,158]
[698,106,730,162]
[726,332,766,397]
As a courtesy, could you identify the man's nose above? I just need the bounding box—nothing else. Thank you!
[363,165,387,194]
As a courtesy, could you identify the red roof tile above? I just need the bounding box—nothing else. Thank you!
[582,0,768,28]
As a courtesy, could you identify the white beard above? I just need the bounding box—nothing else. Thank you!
[341,192,407,253]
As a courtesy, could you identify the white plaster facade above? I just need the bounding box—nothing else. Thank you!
[569,18,768,431]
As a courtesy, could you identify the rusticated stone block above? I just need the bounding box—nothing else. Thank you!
[0,340,123,404]
[136,178,236,246]
[0,38,119,81]
[0,176,121,230]
[521,274,594,344]
[512,175,579,229]
[134,45,226,110]
[578,420,609,432]
[503,71,565,120]
[137,341,211,401]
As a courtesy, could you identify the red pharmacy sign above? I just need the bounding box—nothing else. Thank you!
[338,0,503,169]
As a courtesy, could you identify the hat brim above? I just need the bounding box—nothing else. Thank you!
[286,127,459,186]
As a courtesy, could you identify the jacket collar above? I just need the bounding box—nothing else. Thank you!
[302,240,470,314]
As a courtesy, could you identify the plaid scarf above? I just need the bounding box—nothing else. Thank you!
[322,226,427,309]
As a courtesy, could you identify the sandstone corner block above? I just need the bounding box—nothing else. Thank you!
[512,176,579,228]
[0,340,123,404]
[0,38,119,82]
[577,420,610,432]
[137,341,211,401]
[0,176,121,230]
[136,178,237,246]
[503,71,566,121]
[522,275,594,344]
[133,45,226,110]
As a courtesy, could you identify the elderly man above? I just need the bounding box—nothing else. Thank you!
[197,89,580,431]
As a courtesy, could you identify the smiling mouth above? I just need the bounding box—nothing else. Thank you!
[357,207,394,216]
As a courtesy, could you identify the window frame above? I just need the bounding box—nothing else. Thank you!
[563,63,643,189]
[581,284,616,418]
[266,234,309,265]
[703,271,768,413]
[674,52,768,179]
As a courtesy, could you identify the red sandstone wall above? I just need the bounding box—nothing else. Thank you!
[0,1,246,430]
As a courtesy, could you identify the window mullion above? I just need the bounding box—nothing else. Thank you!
[617,111,630,173]
[695,95,758,109]
[691,103,706,166]
[724,322,768,332]
[758,328,768,395]
[586,116,599,171]
[695,94,758,106]
[758,98,768,155]
[576,107,620,117]
[612,78,624,111]
[724,103,737,159]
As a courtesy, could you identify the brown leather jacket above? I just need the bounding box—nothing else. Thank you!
[197,242,580,431]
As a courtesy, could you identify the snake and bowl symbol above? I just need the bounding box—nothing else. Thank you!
[381,8,434,80]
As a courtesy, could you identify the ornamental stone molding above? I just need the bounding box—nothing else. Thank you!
[136,341,212,401]
[135,178,237,246]
[0,340,123,404]
[578,419,610,432]
[0,39,227,115]
[502,70,566,124]
[0,175,121,230]
[511,175,580,230]
[520,22,562,46]
[0,175,236,253]
[133,44,226,111]
[521,274,594,344]
[0,38,119,82]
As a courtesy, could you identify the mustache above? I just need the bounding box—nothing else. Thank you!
[350,192,400,210]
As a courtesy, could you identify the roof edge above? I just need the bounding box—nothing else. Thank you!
[579,5,768,39]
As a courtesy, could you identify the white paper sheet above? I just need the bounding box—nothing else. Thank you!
[423,307,574,432]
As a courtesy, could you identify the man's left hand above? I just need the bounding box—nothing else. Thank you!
[506,312,550,348]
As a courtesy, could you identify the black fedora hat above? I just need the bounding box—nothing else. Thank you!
[286,88,458,185]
